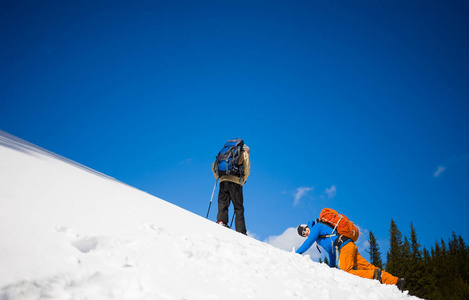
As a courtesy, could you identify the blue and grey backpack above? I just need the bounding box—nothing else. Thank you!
[214,139,245,177]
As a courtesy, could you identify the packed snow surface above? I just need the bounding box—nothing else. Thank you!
[0,131,419,299]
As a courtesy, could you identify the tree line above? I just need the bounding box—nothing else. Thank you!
[367,219,469,299]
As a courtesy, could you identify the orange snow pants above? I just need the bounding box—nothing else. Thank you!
[339,242,398,285]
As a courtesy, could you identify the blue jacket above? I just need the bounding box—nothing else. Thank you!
[295,221,352,267]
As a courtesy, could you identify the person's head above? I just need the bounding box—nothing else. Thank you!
[243,144,250,154]
[297,224,310,237]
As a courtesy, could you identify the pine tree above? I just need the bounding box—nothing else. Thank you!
[432,239,453,299]
[448,232,459,278]
[458,234,469,282]
[386,219,404,276]
[406,223,424,297]
[366,231,383,269]
[448,232,469,299]
[421,247,436,299]
[440,238,450,289]
[401,236,411,280]
[324,256,330,267]
[421,232,469,299]
[430,243,444,299]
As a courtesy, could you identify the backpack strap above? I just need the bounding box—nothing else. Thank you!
[316,219,338,238]
[334,235,351,269]
[334,235,351,249]
[316,219,334,230]
[318,215,343,235]
[315,219,337,253]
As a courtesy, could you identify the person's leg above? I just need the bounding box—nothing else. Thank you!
[339,243,375,279]
[381,271,399,285]
[356,251,398,285]
[229,182,247,234]
[356,251,377,270]
[216,181,230,224]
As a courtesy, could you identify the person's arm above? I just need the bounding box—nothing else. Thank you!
[296,224,319,254]
[242,151,250,184]
[212,162,219,180]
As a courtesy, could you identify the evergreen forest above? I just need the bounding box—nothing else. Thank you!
[368,220,469,299]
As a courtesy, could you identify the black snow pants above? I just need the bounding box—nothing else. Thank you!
[217,181,247,235]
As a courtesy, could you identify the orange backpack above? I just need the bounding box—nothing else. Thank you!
[318,208,360,242]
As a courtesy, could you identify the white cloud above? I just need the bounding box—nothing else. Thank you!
[265,227,322,261]
[179,158,193,166]
[325,185,337,199]
[247,230,259,240]
[293,186,314,206]
[433,165,446,178]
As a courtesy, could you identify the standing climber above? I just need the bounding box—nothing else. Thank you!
[212,139,250,234]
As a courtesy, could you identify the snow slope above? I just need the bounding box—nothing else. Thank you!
[0,131,419,299]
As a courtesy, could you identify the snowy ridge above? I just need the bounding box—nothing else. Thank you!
[0,130,136,191]
[0,131,419,299]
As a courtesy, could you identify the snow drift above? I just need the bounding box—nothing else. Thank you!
[0,130,419,299]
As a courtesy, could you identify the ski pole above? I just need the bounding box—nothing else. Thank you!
[206,178,219,218]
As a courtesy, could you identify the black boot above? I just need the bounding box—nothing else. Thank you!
[396,278,405,291]
[217,220,230,228]
[373,268,382,283]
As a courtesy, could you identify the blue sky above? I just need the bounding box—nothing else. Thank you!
[1,0,468,259]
